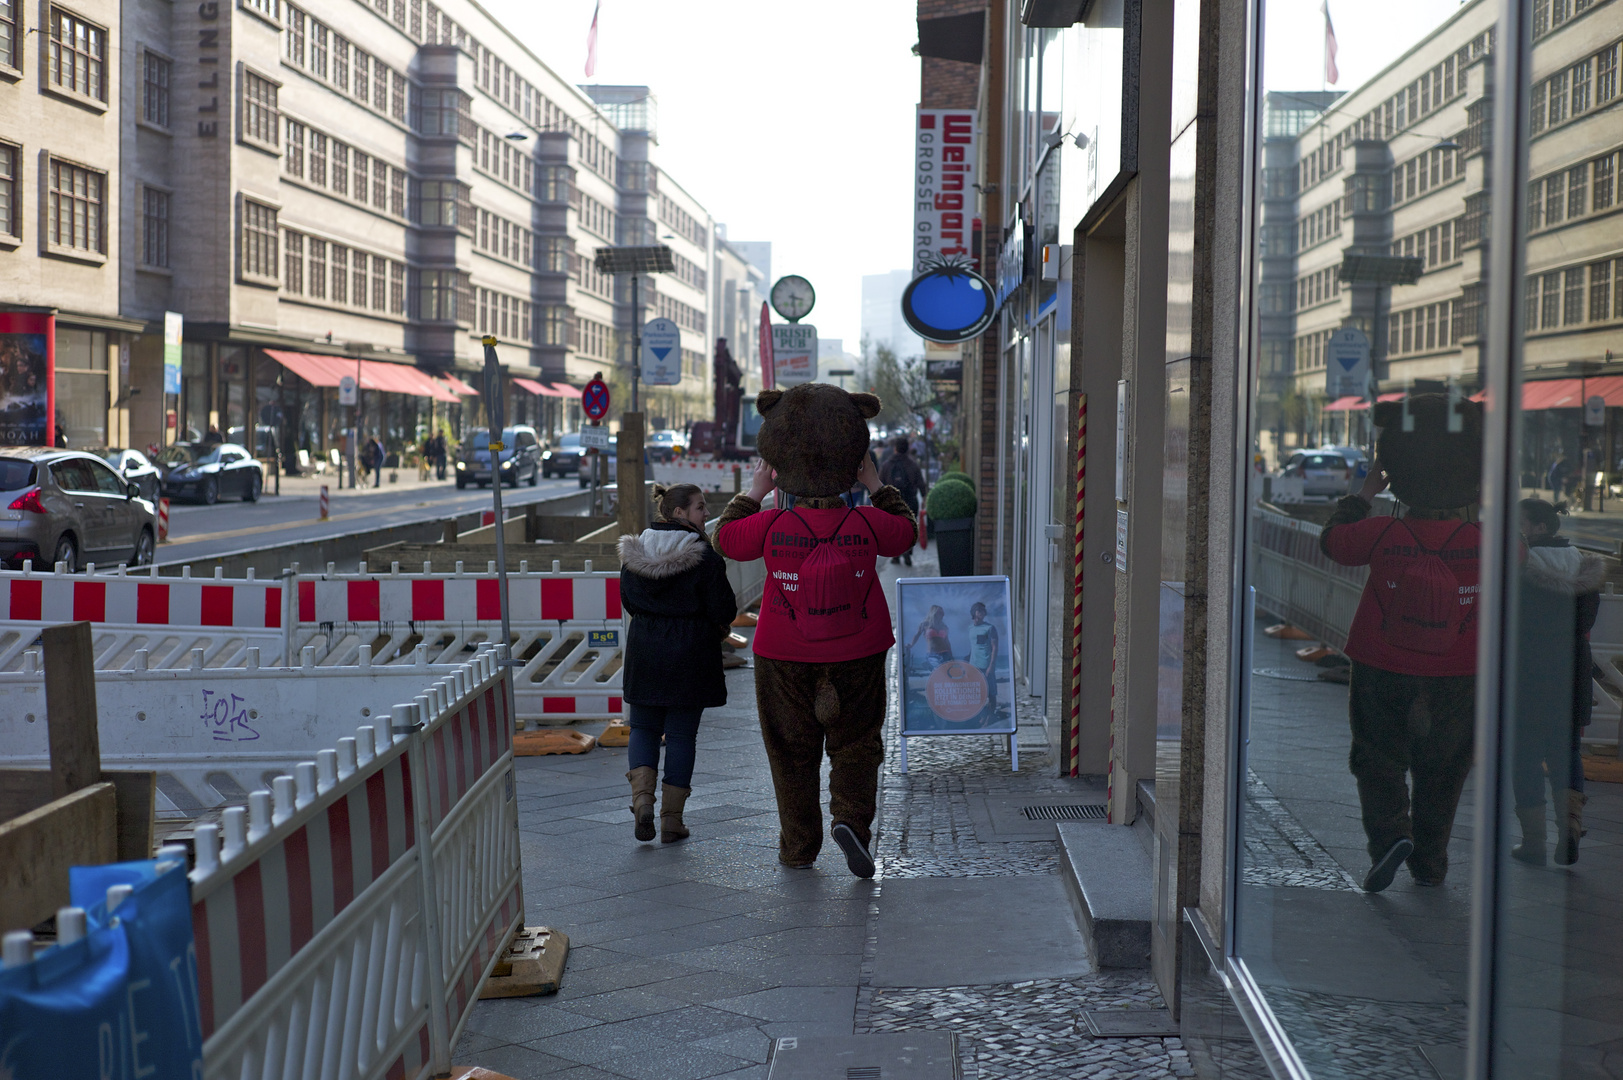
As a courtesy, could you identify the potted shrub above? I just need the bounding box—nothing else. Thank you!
[925,478,977,576]
[939,470,976,492]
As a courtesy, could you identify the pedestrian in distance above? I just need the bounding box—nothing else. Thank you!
[365,435,384,487]
[881,436,926,567]
[1547,452,1571,507]
[616,483,738,843]
[433,432,448,480]
[1511,498,1603,866]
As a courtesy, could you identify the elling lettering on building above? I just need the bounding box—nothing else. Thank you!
[914,109,978,277]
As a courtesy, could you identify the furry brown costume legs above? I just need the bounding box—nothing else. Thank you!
[1348,664,1475,884]
[754,651,888,867]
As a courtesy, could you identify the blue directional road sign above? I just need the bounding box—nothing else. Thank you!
[640,317,682,386]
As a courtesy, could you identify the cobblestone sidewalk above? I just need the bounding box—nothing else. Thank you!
[855,654,1194,1079]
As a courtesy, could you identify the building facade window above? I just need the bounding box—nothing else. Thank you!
[239,199,279,281]
[242,70,280,148]
[307,238,326,298]
[372,159,387,210]
[283,230,303,294]
[330,246,348,304]
[141,187,168,267]
[413,269,467,323]
[539,305,570,346]
[540,236,571,273]
[331,141,348,196]
[47,159,103,253]
[142,52,170,127]
[389,261,405,314]
[0,0,16,70]
[389,167,405,216]
[48,8,106,101]
[414,179,471,229]
[0,143,17,240]
[284,120,305,177]
[308,131,326,186]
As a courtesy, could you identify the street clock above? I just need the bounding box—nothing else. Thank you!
[770,275,816,322]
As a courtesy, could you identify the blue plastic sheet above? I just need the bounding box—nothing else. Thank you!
[0,859,203,1080]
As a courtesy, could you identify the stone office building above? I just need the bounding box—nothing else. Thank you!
[2,0,742,460]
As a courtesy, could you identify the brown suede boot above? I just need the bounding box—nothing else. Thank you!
[660,784,691,843]
[1511,806,1546,866]
[627,767,657,842]
[1555,789,1587,866]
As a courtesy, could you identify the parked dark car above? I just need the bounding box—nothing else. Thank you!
[456,426,541,488]
[93,448,162,503]
[158,442,264,504]
[542,432,583,478]
[0,447,158,571]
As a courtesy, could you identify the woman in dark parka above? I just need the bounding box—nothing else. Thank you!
[616,483,737,843]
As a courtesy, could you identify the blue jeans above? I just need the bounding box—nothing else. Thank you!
[627,704,703,788]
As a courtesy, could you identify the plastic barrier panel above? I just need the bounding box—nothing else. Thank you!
[188,646,521,1080]
[1251,505,1368,648]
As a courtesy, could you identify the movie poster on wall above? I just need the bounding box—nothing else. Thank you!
[0,312,54,447]
[896,576,1016,736]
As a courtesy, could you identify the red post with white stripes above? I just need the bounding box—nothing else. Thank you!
[318,484,329,522]
[157,497,170,542]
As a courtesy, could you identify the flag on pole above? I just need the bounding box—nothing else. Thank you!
[585,1,600,77]
[1322,0,1340,85]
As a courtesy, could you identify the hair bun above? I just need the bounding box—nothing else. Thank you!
[651,483,669,498]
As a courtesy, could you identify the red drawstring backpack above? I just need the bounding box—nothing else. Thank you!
[1374,518,1476,655]
[772,507,878,641]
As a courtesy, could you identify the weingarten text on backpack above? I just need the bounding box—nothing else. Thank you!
[1373,518,1479,655]
[770,507,879,641]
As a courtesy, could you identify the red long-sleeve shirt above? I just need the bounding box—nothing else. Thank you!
[717,490,918,663]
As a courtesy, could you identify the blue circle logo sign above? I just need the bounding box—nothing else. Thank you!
[900,260,996,345]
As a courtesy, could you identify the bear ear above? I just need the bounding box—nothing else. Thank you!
[1372,401,1401,429]
[850,393,881,419]
[756,389,784,416]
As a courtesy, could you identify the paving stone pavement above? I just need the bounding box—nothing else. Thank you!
[458,557,1188,1079]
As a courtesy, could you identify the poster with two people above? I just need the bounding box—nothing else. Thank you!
[897,576,1015,735]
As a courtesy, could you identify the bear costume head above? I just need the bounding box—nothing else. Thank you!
[755,383,882,498]
[1371,392,1483,510]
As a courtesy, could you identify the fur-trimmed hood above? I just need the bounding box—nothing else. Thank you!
[1524,539,1607,596]
[618,526,707,579]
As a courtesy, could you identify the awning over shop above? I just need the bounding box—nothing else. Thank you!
[439,372,479,396]
[1521,378,1584,410]
[264,350,458,403]
[512,377,551,396]
[1320,392,1405,412]
[546,382,581,398]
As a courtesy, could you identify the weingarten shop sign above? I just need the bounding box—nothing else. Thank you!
[913,109,977,278]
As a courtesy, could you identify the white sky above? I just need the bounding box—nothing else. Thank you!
[481,0,922,351]
[1267,0,1473,93]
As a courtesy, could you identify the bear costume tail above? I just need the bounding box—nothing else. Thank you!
[814,674,840,725]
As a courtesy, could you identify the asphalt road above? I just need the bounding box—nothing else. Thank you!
[155,473,591,565]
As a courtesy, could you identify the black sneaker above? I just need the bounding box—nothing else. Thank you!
[831,823,875,879]
[1362,838,1414,893]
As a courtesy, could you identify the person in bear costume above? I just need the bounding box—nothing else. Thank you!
[1320,393,1482,892]
[716,384,919,877]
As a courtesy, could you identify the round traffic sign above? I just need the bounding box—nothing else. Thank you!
[582,378,610,420]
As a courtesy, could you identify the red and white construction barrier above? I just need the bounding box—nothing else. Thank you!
[0,568,281,627]
[295,572,620,624]
[189,645,521,1080]
[650,459,754,492]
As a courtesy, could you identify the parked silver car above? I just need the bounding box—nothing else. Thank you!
[0,447,159,571]
[1281,449,1357,498]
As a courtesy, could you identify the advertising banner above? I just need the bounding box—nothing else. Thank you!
[913,108,977,278]
[896,576,1016,736]
[162,311,182,396]
[770,324,818,387]
[0,311,54,446]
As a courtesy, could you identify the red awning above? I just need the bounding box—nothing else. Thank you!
[439,372,479,396]
[1521,378,1583,411]
[546,382,581,398]
[512,377,550,396]
[1322,396,1364,412]
[264,350,457,402]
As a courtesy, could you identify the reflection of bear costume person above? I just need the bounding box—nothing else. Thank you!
[716,384,918,877]
[1321,394,1482,892]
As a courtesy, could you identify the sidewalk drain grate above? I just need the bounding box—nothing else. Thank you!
[1081,1008,1179,1038]
[1021,804,1107,821]
[847,1070,882,1079]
